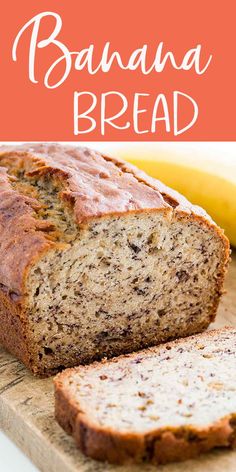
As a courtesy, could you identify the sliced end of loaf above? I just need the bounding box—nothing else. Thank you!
[54,328,236,465]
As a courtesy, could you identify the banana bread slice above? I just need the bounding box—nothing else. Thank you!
[54,327,236,465]
[0,143,230,376]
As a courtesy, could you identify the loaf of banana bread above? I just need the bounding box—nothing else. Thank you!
[0,143,230,376]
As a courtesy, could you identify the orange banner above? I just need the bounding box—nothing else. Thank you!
[0,0,235,140]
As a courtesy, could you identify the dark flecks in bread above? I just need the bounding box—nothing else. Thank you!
[54,328,236,465]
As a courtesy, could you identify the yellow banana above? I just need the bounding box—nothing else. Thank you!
[121,151,236,246]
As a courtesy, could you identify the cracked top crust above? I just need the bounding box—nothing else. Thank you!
[0,143,168,221]
[0,143,213,222]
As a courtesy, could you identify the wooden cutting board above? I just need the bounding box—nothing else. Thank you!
[0,253,235,472]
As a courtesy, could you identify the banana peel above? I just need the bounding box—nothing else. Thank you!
[122,152,236,247]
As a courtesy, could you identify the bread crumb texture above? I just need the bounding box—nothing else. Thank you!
[54,328,236,465]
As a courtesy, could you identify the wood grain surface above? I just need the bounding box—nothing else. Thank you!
[0,253,235,472]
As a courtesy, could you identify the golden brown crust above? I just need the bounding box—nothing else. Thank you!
[0,143,168,221]
[54,328,236,465]
[0,142,223,224]
[70,415,236,464]
[0,165,55,294]
[0,290,31,369]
